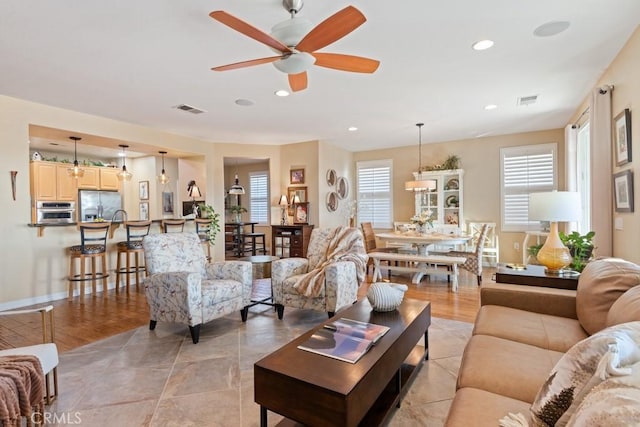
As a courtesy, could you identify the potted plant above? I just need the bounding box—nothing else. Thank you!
[527,243,544,265]
[228,205,247,223]
[198,204,221,243]
[559,231,596,272]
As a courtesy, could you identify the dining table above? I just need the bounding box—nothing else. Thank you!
[375,231,472,283]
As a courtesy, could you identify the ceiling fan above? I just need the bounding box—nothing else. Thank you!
[209,0,380,92]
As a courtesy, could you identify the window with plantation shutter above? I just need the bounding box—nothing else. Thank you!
[501,143,557,231]
[249,171,269,224]
[356,160,393,229]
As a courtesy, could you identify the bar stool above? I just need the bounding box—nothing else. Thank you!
[115,220,152,293]
[67,222,110,301]
[195,218,213,261]
[242,232,267,256]
[161,218,185,233]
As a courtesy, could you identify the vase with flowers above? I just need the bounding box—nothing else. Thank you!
[411,210,435,234]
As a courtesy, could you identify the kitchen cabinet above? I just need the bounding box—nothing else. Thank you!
[77,167,120,190]
[413,169,464,233]
[271,225,314,258]
[30,162,76,201]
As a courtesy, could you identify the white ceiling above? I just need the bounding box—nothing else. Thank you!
[2,0,639,153]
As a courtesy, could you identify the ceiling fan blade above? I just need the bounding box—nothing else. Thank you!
[210,11,292,53]
[296,6,366,53]
[212,56,282,72]
[312,53,380,73]
[288,72,308,92]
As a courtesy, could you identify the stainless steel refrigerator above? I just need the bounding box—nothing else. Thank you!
[78,190,122,222]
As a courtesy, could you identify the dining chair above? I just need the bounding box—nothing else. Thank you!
[467,222,499,267]
[444,223,489,285]
[361,222,398,278]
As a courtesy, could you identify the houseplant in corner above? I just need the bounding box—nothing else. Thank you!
[559,231,596,272]
[228,205,247,223]
[198,204,221,244]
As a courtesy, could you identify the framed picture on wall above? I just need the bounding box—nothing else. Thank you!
[293,202,310,224]
[614,108,632,166]
[162,192,174,214]
[139,181,149,200]
[613,170,634,212]
[287,186,307,216]
[139,201,149,220]
[290,168,305,184]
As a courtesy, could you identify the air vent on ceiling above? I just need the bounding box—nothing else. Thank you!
[174,104,206,114]
[517,95,538,106]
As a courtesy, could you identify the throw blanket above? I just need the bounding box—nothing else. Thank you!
[0,355,45,427]
[294,226,368,297]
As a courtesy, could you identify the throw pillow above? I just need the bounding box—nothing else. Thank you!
[499,321,640,427]
[606,285,640,327]
[565,360,640,426]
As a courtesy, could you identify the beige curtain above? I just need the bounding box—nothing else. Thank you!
[565,124,578,231]
[589,86,613,256]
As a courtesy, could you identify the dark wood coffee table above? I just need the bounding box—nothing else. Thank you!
[254,298,431,427]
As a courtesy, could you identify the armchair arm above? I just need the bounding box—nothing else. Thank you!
[324,261,358,312]
[481,283,578,319]
[272,258,309,300]
[0,305,55,345]
[143,272,204,325]
[206,261,253,305]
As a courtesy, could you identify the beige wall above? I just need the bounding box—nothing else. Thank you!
[280,140,319,225]
[318,141,354,227]
[354,129,566,264]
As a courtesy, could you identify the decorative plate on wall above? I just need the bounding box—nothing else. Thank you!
[326,169,337,186]
[444,178,459,190]
[336,177,349,199]
[326,192,339,212]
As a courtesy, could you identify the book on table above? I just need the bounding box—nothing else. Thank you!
[297,318,390,363]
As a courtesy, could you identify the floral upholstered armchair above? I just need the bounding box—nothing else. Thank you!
[272,226,368,320]
[142,232,252,344]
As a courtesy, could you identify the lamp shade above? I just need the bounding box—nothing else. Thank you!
[529,191,581,222]
[405,179,437,192]
[279,195,289,206]
[229,174,245,195]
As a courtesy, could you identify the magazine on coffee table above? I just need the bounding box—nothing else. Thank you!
[297,319,390,363]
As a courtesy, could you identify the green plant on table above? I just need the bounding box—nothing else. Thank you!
[198,204,221,244]
[559,231,596,272]
[229,205,247,214]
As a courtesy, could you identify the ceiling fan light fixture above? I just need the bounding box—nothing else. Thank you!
[270,17,313,47]
[273,51,315,74]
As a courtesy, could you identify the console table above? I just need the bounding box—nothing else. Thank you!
[495,264,579,290]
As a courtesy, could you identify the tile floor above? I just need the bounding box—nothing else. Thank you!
[49,303,472,426]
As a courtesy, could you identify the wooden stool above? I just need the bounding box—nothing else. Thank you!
[68,222,110,301]
[195,218,213,261]
[161,218,185,233]
[115,221,152,293]
[242,232,266,256]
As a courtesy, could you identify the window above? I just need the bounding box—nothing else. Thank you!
[249,171,269,224]
[500,143,557,231]
[356,160,393,229]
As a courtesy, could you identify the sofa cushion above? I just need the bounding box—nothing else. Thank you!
[529,321,640,427]
[473,305,587,353]
[565,360,640,426]
[457,335,564,403]
[606,285,640,327]
[576,258,640,335]
[444,387,530,427]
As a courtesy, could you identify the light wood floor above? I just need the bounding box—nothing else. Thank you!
[1,268,492,353]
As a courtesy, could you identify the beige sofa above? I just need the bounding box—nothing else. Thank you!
[445,257,640,426]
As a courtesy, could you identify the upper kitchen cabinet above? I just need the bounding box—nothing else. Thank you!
[77,166,120,190]
[30,162,76,201]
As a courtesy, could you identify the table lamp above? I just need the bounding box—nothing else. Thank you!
[279,195,289,225]
[528,191,581,274]
[187,180,202,216]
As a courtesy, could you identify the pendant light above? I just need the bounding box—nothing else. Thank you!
[67,136,85,178]
[157,151,169,184]
[117,144,133,181]
[405,123,437,192]
[228,162,245,195]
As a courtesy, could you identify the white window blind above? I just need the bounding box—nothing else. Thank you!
[357,160,393,229]
[249,171,269,224]
[501,143,556,231]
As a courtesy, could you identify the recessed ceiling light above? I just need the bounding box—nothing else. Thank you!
[274,90,290,97]
[235,99,255,106]
[348,126,358,132]
[484,104,498,110]
[534,21,570,37]
[472,39,494,51]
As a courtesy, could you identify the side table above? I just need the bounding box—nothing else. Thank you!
[240,255,280,307]
[495,264,578,290]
